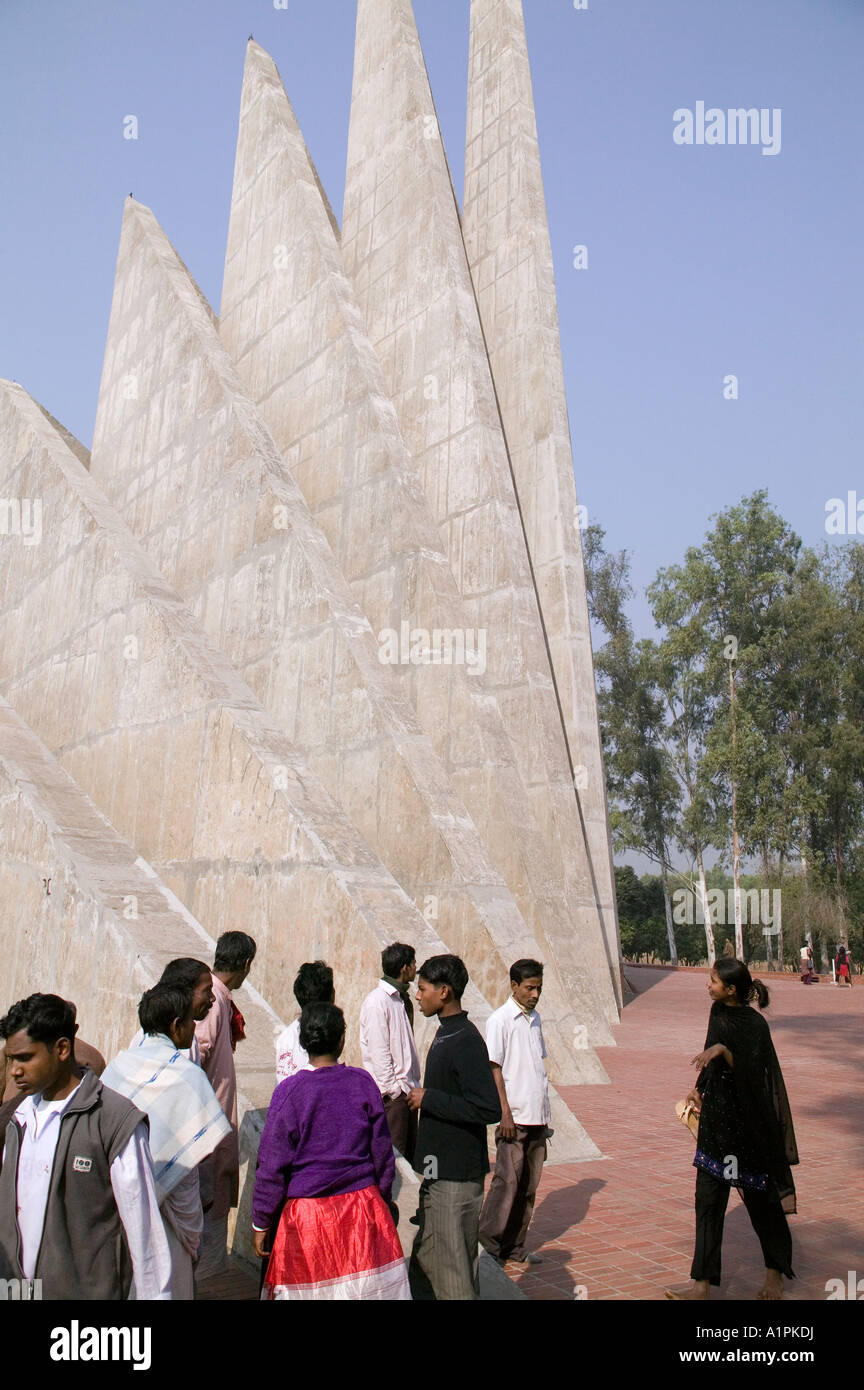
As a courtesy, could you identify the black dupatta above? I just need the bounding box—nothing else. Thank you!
[695,1001,798,1213]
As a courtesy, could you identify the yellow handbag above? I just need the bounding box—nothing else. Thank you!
[675,1098,700,1140]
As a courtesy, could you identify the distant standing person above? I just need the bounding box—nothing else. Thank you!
[799,944,814,984]
[359,943,420,1161]
[665,959,798,1302]
[834,945,852,988]
[407,955,501,1301]
[195,930,256,1280]
[275,961,334,1083]
[0,994,171,1299]
[479,959,550,1267]
[253,1003,409,1300]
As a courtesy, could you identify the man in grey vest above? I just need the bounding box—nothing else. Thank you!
[0,993,172,1300]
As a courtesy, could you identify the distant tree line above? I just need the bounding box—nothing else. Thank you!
[587,492,864,973]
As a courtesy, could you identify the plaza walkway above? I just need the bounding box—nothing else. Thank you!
[509,966,863,1301]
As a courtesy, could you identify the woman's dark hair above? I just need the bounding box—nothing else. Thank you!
[298,1002,345,1058]
[0,994,76,1046]
[160,958,210,990]
[382,943,416,978]
[293,961,334,1009]
[214,931,257,973]
[510,958,544,984]
[138,984,194,1037]
[714,958,770,1009]
[418,954,469,1001]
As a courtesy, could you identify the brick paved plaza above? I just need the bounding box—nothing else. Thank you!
[510,966,862,1301]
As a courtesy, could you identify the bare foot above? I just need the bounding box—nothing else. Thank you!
[757,1271,784,1301]
[664,1281,710,1301]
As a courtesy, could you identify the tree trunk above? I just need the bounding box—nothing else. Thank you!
[660,860,678,966]
[697,851,716,966]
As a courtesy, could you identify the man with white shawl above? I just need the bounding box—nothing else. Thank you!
[103,983,231,1299]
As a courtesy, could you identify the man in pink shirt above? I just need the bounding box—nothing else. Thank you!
[194,931,256,1281]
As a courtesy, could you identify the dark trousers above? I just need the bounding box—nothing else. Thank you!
[409,1178,485,1300]
[479,1125,547,1261]
[383,1093,417,1164]
[691,1168,794,1286]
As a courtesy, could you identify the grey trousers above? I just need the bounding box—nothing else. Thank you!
[479,1124,547,1261]
[409,1177,485,1301]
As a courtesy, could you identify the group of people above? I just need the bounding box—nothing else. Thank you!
[0,931,257,1299]
[0,940,553,1301]
[799,941,855,986]
[0,938,803,1301]
[259,947,550,1299]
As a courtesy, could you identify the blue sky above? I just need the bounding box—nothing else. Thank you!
[1,0,861,636]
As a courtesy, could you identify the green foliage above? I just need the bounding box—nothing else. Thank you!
[593,499,864,962]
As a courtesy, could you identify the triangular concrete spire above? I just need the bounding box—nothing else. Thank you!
[87,192,607,1082]
[219,39,613,1066]
[0,379,451,1034]
[0,379,601,1158]
[464,0,621,990]
[343,0,620,1025]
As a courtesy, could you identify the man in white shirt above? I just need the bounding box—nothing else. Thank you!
[479,959,551,1267]
[0,993,172,1299]
[359,943,420,1161]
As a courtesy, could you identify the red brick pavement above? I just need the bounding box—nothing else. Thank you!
[506,967,863,1302]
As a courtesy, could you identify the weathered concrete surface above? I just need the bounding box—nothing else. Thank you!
[0,378,599,1161]
[464,0,621,1002]
[86,195,602,1082]
[0,694,285,1258]
[342,0,619,1035]
[218,41,607,1079]
[0,380,457,1060]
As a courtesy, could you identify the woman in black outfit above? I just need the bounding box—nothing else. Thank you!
[665,958,799,1301]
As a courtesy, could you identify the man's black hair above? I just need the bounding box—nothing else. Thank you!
[0,994,77,1047]
[138,984,194,1038]
[510,958,544,984]
[160,958,211,990]
[381,943,416,978]
[214,931,257,973]
[293,961,334,1010]
[298,1002,345,1058]
[417,954,469,1001]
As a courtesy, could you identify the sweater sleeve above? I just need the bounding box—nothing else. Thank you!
[252,1085,298,1230]
[421,1029,501,1127]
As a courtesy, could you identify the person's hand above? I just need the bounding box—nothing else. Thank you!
[691,1043,728,1070]
[685,1089,702,1115]
[406,1087,425,1112]
[499,1109,517,1141]
[253,1228,271,1260]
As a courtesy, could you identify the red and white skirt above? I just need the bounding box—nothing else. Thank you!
[261,1185,410,1301]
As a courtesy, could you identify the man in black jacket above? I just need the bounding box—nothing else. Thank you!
[406,955,501,1299]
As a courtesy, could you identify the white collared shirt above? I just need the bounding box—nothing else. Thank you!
[10,1085,172,1298]
[359,980,421,1096]
[485,997,551,1126]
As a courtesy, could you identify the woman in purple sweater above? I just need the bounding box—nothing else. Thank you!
[252,1002,410,1300]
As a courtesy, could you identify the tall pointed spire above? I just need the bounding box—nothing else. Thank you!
[343,0,620,1029]
[463,0,621,994]
[218,39,609,1078]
